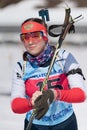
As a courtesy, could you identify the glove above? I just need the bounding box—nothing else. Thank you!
[34,89,54,120]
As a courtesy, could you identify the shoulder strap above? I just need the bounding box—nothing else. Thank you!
[17,62,22,70]
[67,68,85,80]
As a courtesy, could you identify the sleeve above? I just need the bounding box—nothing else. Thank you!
[64,52,86,91]
[55,51,86,103]
[11,62,32,114]
[11,62,25,100]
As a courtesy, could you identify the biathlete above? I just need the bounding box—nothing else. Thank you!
[11,17,86,130]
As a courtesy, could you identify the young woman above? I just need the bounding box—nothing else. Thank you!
[11,18,86,130]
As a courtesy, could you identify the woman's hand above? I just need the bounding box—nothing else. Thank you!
[31,91,42,106]
[34,89,55,120]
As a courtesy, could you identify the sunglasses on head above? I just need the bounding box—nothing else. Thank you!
[20,31,44,41]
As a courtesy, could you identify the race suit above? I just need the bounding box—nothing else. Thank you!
[11,49,85,126]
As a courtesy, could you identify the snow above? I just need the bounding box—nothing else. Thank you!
[0,0,87,129]
[0,0,46,25]
[0,0,87,26]
[0,43,87,130]
[0,43,25,130]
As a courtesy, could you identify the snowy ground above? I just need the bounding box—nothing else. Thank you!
[0,43,87,130]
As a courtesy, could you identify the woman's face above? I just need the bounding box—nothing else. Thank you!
[22,32,47,56]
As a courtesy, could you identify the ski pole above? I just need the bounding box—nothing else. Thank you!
[26,6,82,130]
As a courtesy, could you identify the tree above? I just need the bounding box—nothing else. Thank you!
[0,0,87,8]
[0,0,22,8]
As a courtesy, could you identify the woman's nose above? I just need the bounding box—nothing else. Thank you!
[28,37,34,44]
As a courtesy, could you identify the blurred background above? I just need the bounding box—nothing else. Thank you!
[0,0,87,130]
